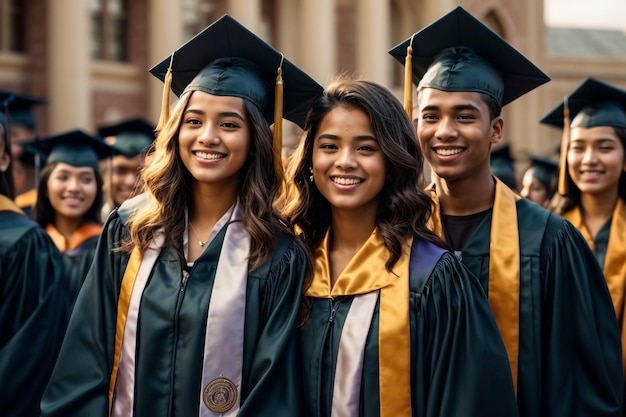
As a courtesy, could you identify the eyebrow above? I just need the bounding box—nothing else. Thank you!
[571,137,619,144]
[420,103,481,112]
[184,109,245,121]
[317,133,378,141]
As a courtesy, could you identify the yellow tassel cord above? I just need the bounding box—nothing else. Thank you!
[155,53,174,133]
[558,99,570,195]
[403,35,415,118]
[273,55,285,177]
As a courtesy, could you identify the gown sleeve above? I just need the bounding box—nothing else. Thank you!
[0,218,70,417]
[539,219,623,417]
[412,252,519,417]
[40,213,128,417]
[237,237,307,417]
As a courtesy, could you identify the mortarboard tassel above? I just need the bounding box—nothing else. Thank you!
[155,53,174,133]
[273,55,285,176]
[403,35,415,118]
[557,97,570,195]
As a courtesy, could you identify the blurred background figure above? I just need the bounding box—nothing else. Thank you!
[490,143,518,191]
[27,130,114,304]
[0,99,70,417]
[520,154,558,207]
[0,90,46,215]
[542,78,626,394]
[97,117,155,218]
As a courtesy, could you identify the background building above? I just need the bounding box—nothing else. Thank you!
[1,0,625,179]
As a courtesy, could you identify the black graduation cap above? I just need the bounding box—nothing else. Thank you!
[389,6,550,115]
[0,89,46,129]
[149,14,323,130]
[22,130,115,169]
[540,77,626,129]
[490,144,517,189]
[527,154,558,191]
[97,118,156,158]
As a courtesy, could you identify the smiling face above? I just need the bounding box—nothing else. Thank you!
[567,125,626,197]
[312,105,386,219]
[47,162,98,222]
[416,88,503,183]
[520,166,548,205]
[108,154,144,206]
[178,91,251,193]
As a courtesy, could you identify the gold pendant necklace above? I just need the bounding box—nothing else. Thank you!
[189,221,208,247]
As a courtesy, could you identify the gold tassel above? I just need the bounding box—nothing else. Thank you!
[273,54,285,176]
[403,35,415,118]
[155,53,175,133]
[558,98,570,195]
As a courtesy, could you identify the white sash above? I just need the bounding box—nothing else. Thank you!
[331,291,379,417]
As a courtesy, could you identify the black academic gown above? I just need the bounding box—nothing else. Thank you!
[302,247,519,417]
[41,200,306,417]
[0,210,70,417]
[453,197,623,417]
[59,234,99,304]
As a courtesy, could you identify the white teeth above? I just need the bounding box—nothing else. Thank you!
[435,148,463,156]
[333,177,362,185]
[195,151,224,160]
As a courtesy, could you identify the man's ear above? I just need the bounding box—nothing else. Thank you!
[490,116,504,145]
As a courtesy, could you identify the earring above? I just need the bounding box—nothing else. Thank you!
[309,167,314,182]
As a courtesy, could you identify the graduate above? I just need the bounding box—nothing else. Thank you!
[41,15,323,417]
[390,7,623,417]
[97,117,156,218]
[26,130,113,303]
[0,90,46,214]
[542,77,626,393]
[281,78,518,417]
[0,100,70,417]
[520,154,558,207]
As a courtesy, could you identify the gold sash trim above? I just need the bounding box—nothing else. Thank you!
[14,188,37,208]
[427,178,521,392]
[108,245,142,415]
[0,194,24,214]
[563,198,626,377]
[46,223,102,252]
[306,228,412,417]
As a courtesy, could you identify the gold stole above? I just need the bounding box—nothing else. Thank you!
[306,228,412,417]
[45,223,102,252]
[427,178,521,392]
[14,188,37,208]
[0,194,25,214]
[563,199,626,377]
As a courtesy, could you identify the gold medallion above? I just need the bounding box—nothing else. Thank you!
[203,377,238,412]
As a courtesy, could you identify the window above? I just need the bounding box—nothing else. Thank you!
[91,0,127,61]
[0,0,24,53]
[183,0,216,40]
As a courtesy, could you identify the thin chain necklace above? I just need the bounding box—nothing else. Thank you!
[188,221,208,247]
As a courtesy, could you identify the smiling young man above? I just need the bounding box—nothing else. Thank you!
[390,7,623,417]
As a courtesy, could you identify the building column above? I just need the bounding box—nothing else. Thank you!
[47,0,91,132]
[357,0,391,85]
[228,0,261,33]
[148,0,184,124]
[300,0,336,86]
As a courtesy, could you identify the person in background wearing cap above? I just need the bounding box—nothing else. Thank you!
[0,90,46,214]
[27,130,112,304]
[281,77,517,417]
[390,7,622,417]
[0,106,70,417]
[520,154,558,207]
[97,118,156,219]
[543,77,626,404]
[490,143,518,191]
[41,15,323,417]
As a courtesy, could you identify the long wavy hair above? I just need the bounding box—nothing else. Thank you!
[124,90,291,270]
[281,78,446,271]
[550,126,626,215]
[33,162,104,228]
